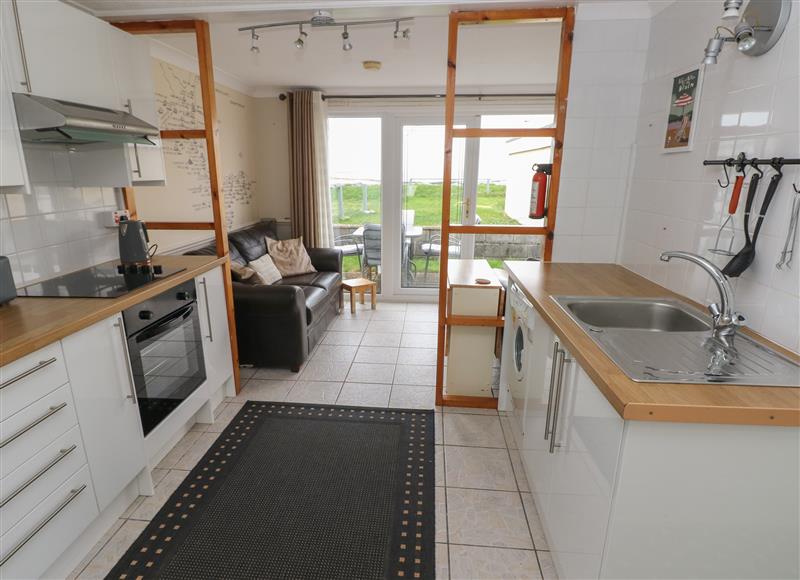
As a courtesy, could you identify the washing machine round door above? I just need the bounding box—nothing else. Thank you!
[513,322,526,381]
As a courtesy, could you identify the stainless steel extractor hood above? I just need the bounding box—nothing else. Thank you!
[12,93,159,146]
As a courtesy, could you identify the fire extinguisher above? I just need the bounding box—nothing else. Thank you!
[529,163,552,220]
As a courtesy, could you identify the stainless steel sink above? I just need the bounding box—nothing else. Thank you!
[564,299,710,332]
[552,296,800,387]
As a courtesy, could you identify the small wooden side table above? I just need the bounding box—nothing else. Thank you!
[341,278,377,314]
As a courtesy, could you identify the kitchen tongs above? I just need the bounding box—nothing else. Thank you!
[723,164,783,277]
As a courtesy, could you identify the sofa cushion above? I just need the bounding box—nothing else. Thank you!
[248,254,282,285]
[229,221,278,263]
[267,237,316,277]
[277,271,340,293]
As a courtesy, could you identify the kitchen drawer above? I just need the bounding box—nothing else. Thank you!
[0,426,88,536]
[0,465,98,580]
[0,343,68,423]
[0,384,77,476]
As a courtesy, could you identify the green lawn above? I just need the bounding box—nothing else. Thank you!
[331,182,519,226]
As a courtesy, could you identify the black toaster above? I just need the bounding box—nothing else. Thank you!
[0,256,17,305]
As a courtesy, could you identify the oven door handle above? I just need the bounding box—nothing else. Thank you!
[135,304,195,343]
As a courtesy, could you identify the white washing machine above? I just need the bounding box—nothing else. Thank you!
[499,282,536,444]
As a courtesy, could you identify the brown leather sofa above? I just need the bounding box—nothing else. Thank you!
[186,221,342,371]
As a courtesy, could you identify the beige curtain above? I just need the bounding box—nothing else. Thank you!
[288,90,334,248]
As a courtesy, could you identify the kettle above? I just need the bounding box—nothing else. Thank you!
[118,217,151,264]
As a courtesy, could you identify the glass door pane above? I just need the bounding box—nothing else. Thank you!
[328,117,382,287]
[400,124,465,289]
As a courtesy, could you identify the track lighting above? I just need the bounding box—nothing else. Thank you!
[721,0,743,20]
[342,25,352,51]
[294,24,308,49]
[702,31,726,65]
[393,20,411,40]
[734,23,756,52]
[250,30,260,53]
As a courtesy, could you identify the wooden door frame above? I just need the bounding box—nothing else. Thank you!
[435,8,575,408]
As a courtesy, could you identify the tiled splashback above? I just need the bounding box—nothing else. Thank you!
[620,1,800,352]
[1,183,121,289]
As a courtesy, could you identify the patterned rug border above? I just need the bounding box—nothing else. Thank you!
[107,402,436,580]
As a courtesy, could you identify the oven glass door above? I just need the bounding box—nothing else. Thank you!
[127,302,206,435]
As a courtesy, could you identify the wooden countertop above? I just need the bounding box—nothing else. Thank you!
[0,255,227,366]
[448,259,502,289]
[505,262,800,427]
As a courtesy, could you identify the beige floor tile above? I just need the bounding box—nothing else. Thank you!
[443,414,506,448]
[448,545,541,580]
[361,332,402,347]
[401,333,437,348]
[374,302,408,311]
[370,309,406,321]
[397,347,438,365]
[509,449,530,492]
[298,359,352,382]
[394,364,436,386]
[434,412,443,444]
[206,402,244,433]
[67,519,124,579]
[354,346,399,364]
[435,445,445,485]
[521,493,548,551]
[446,488,533,549]
[443,406,498,416]
[537,550,557,579]
[321,331,364,346]
[76,519,148,579]
[436,543,450,580]
[347,362,395,384]
[128,470,188,521]
[151,468,170,486]
[156,430,202,470]
[119,495,144,519]
[406,309,439,322]
[239,366,257,379]
[444,446,517,491]
[285,380,343,404]
[336,382,391,407]
[500,415,518,449]
[250,366,303,380]
[310,344,359,363]
[436,486,447,543]
[389,385,436,410]
[403,321,438,334]
[366,319,401,333]
[339,308,373,320]
[330,317,370,332]
[175,432,218,470]
[234,379,294,402]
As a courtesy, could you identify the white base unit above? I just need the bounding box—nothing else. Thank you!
[507,293,800,580]
[196,266,234,393]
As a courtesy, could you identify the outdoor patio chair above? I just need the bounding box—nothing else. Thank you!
[361,223,415,284]
[421,233,461,280]
[334,234,362,270]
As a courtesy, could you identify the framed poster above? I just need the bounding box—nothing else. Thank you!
[663,67,702,152]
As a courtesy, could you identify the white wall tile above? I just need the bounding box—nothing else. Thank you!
[0,220,16,255]
[10,216,45,252]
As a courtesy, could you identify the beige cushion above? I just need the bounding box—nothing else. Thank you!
[266,236,317,277]
[248,254,283,285]
[230,262,267,285]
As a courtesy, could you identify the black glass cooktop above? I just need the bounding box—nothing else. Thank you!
[20,262,186,299]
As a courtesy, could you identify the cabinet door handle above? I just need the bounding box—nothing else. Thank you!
[0,357,57,390]
[549,349,572,454]
[124,100,143,178]
[0,445,77,509]
[114,320,138,405]
[199,278,213,342]
[10,0,31,92]
[0,402,67,449]
[0,484,86,568]
[544,340,560,440]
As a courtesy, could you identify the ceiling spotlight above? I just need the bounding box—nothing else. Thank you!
[250,30,260,54]
[721,0,743,20]
[342,25,352,51]
[702,32,725,65]
[294,24,308,49]
[734,23,757,52]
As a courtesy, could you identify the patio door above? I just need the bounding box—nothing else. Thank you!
[394,118,477,293]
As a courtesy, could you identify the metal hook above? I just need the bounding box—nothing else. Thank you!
[750,158,763,178]
[793,182,799,194]
[771,157,784,177]
[717,163,731,188]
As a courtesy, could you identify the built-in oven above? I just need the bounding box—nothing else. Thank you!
[122,279,206,436]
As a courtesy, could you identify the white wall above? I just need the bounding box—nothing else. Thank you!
[551,7,651,263]
[619,1,800,352]
[254,97,291,221]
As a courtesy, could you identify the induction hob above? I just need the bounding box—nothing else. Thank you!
[19,261,186,299]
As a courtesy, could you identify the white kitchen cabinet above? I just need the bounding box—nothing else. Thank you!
[11,0,118,109]
[61,313,147,511]
[196,266,234,393]
[108,25,166,185]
